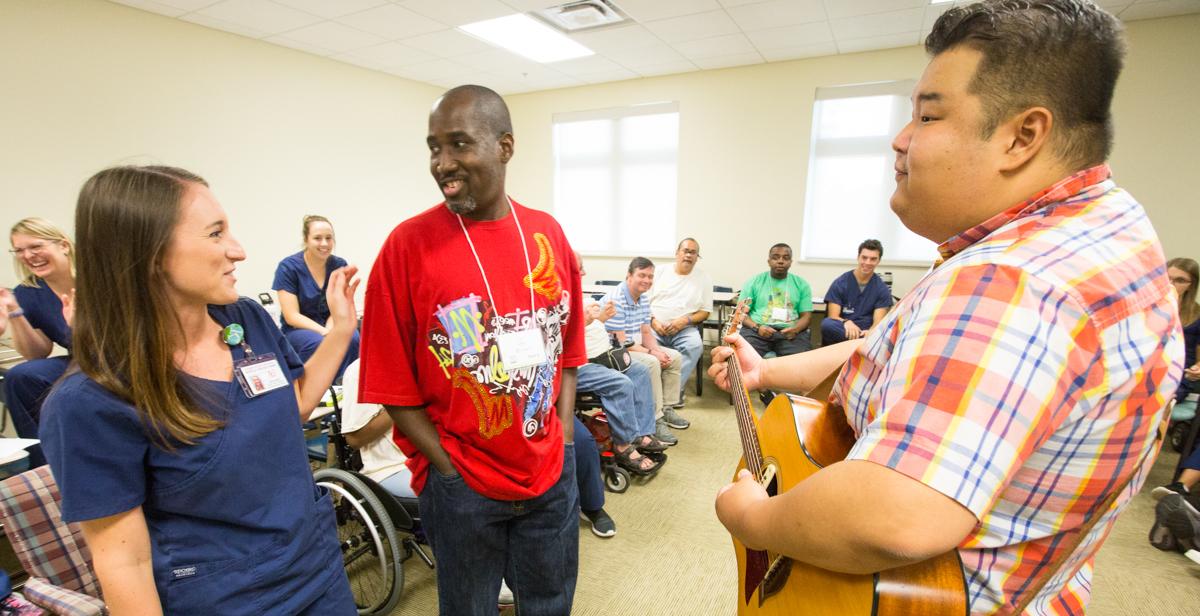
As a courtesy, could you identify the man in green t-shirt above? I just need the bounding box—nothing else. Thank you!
[737,243,812,357]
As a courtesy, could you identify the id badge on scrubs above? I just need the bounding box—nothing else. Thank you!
[234,353,289,398]
[495,328,547,371]
[771,306,790,322]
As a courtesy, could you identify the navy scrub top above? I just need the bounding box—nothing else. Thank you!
[823,270,894,329]
[271,251,347,334]
[39,298,345,615]
[14,280,71,349]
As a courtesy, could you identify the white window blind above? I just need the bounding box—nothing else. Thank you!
[553,102,679,255]
[801,81,937,264]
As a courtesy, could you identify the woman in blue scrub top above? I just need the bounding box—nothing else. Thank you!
[0,217,76,468]
[38,166,358,615]
[273,215,359,380]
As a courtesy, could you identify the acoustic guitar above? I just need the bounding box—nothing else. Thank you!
[722,305,968,615]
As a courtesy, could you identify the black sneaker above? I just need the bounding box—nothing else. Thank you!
[1157,494,1200,542]
[1152,481,1188,501]
[579,508,616,538]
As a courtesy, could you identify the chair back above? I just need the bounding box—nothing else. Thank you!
[0,465,101,598]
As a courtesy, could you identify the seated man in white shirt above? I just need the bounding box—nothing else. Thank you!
[650,238,712,406]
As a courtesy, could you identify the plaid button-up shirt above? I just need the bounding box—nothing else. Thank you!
[835,165,1183,615]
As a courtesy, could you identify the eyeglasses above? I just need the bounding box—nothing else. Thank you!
[679,249,700,257]
[8,242,54,257]
[1170,276,1193,285]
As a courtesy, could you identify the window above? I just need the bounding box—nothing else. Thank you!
[801,81,936,264]
[553,102,679,255]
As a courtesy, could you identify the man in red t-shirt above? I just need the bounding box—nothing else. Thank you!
[359,85,586,614]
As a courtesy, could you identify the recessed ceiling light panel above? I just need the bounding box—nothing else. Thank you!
[459,14,595,63]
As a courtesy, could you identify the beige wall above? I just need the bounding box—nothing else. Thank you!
[2,1,1196,304]
[507,14,1200,297]
[0,0,442,295]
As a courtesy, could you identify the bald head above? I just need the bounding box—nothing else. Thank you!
[432,85,513,138]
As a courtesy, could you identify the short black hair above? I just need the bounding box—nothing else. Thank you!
[627,256,655,274]
[925,0,1125,169]
[439,84,513,137]
[858,239,883,258]
[769,243,791,255]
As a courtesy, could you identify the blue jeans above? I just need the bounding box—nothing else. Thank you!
[418,446,578,616]
[576,362,655,443]
[573,418,604,513]
[284,329,360,381]
[7,356,70,468]
[741,325,812,357]
[655,326,703,399]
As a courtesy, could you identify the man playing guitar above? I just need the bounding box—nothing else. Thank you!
[710,1,1183,613]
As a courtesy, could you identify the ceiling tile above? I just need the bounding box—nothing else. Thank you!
[336,4,448,40]
[836,30,921,54]
[398,0,517,27]
[500,1,567,11]
[569,24,662,53]
[718,0,774,7]
[744,21,834,50]
[270,0,390,19]
[263,34,336,56]
[693,51,764,70]
[387,58,476,82]
[634,59,700,77]
[108,0,189,17]
[399,29,498,58]
[547,54,627,75]
[603,41,687,67]
[276,21,386,53]
[644,10,741,44]
[831,7,924,40]
[578,67,643,83]
[616,0,723,22]
[455,48,543,73]
[340,41,439,68]
[191,0,322,36]
[674,33,756,59]
[131,0,222,11]
[727,0,826,31]
[181,12,270,38]
[760,41,838,61]
[1119,0,1200,20]
[823,0,925,20]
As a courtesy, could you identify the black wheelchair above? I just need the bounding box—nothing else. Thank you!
[305,392,435,616]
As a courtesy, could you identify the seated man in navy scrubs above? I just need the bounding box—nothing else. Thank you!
[273,214,359,380]
[820,239,894,345]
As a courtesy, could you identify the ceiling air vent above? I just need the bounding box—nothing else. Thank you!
[534,0,628,33]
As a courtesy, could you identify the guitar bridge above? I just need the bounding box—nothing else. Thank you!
[758,555,793,605]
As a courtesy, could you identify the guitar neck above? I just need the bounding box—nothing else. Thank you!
[726,348,766,478]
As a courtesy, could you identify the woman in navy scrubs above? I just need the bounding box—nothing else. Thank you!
[273,215,359,380]
[39,166,358,615]
[0,217,76,467]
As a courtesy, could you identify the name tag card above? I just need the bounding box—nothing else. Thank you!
[771,307,790,322]
[496,328,547,370]
[234,353,289,398]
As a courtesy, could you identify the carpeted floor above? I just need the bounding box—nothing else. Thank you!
[388,375,1200,615]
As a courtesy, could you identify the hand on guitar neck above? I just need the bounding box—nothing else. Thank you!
[706,302,861,397]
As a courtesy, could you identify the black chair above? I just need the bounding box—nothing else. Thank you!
[695,286,738,396]
[594,280,620,286]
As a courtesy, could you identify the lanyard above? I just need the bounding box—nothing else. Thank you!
[455,196,537,327]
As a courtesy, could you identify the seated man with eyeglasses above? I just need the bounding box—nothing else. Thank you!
[649,238,712,414]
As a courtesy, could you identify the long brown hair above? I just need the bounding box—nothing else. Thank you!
[73,165,222,448]
[1169,257,1200,326]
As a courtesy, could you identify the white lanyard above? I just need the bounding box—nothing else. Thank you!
[455,196,537,327]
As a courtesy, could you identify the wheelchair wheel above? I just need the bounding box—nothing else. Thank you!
[604,467,630,493]
[315,468,404,616]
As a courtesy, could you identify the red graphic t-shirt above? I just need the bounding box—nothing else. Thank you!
[359,200,586,500]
